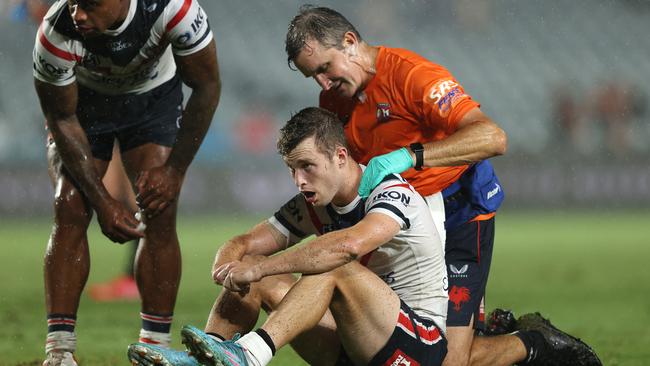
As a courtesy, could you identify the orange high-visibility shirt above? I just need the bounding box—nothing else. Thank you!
[320,46,480,197]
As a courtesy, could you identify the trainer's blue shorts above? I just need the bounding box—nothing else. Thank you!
[445,217,495,330]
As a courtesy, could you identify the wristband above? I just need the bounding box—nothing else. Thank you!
[409,142,424,171]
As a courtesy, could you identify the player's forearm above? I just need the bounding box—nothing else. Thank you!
[256,231,361,277]
[215,237,249,268]
[48,118,111,207]
[416,120,507,167]
[165,83,220,174]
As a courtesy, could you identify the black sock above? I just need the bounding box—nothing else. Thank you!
[206,332,226,341]
[514,330,546,364]
[254,328,276,355]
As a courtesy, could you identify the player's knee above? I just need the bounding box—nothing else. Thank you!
[258,273,296,311]
[242,254,296,309]
[328,260,364,280]
[53,186,92,228]
[143,207,177,239]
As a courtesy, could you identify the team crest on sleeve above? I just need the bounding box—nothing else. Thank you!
[376,102,391,123]
[426,78,468,118]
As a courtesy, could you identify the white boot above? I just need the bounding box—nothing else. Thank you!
[43,351,78,366]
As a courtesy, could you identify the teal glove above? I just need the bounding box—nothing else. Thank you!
[358,148,414,198]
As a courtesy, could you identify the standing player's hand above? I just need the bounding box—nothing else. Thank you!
[135,165,184,218]
[95,198,145,243]
[358,148,414,198]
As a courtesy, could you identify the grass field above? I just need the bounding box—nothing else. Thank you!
[1,210,649,365]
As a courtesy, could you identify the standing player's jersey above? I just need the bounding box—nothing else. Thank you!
[320,46,480,197]
[268,173,448,332]
[33,0,212,94]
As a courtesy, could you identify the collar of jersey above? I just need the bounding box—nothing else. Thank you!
[103,0,137,36]
[331,195,362,215]
[330,164,365,214]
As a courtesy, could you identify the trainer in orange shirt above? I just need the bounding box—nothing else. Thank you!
[284,6,601,366]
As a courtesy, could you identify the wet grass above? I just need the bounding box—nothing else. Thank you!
[1,210,648,365]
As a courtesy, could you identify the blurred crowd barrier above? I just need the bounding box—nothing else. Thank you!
[3,156,650,217]
[1,0,649,215]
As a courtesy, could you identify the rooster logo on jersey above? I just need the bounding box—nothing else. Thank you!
[449,285,471,311]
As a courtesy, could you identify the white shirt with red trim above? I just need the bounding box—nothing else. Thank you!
[268,173,448,332]
[33,0,212,95]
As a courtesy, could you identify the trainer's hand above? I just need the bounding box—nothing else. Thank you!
[358,148,414,198]
[95,198,144,243]
[213,261,261,294]
[135,165,184,218]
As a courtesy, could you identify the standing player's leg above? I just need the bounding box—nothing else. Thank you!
[122,143,180,347]
[116,75,185,348]
[43,137,110,364]
[89,143,140,302]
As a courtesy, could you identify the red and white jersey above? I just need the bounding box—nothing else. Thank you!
[33,0,212,94]
[269,173,448,331]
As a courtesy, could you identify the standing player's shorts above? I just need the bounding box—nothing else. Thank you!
[74,75,183,161]
[336,300,447,366]
[444,217,495,330]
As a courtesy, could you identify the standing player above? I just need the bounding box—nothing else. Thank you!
[284,6,600,366]
[33,0,220,364]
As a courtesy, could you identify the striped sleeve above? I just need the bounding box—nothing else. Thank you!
[33,21,79,86]
[365,180,416,230]
[164,0,213,56]
[267,195,316,247]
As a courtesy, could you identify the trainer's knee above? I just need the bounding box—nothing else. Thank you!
[442,326,474,366]
[442,350,471,366]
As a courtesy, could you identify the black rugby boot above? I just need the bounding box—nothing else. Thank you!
[516,312,602,366]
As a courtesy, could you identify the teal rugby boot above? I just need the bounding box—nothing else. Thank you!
[127,342,200,366]
[181,325,248,366]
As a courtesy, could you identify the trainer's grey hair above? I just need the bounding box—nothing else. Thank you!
[285,5,362,69]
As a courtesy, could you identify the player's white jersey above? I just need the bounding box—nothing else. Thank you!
[269,173,449,332]
[33,0,212,95]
